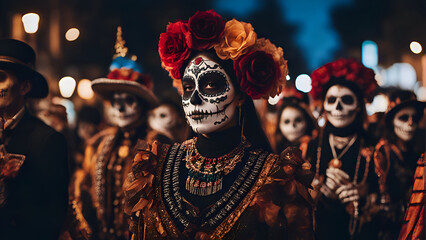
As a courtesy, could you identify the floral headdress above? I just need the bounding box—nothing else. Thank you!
[158,10,288,100]
[310,58,377,102]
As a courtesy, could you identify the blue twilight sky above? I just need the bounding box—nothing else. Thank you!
[215,0,353,72]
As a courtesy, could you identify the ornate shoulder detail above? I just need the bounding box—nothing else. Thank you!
[298,135,311,160]
[251,147,315,239]
[374,139,390,179]
[181,138,195,149]
[123,140,161,216]
[269,147,314,189]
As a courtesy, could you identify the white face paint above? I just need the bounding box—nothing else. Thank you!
[0,70,19,110]
[148,104,178,134]
[182,54,238,134]
[279,107,307,142]
[108,92,142,128]
[393,107,417,142]
[324,85,358,128]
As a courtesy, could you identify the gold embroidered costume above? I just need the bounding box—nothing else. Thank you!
[124,139,314,240]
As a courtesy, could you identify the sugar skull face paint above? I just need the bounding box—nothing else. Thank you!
[108,92,142,128]
[324,85,358,128]
[393,107,418,142]
[182,54,238,134]
[0,70,18,110]
[279,106,307,142]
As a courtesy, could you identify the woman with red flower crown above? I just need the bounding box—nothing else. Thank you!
[303,59,380,240]
[123,10,314,239]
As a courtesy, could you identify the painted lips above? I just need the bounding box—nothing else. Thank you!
[187,104,229,120]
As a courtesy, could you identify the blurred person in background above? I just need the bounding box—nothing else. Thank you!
[274,87,317,154]
[68,28,158,240]
[73,105,103,170]
[31,98,77,176]
[147,90,191,144]
[0,39,69,240]
[373,89,425,239]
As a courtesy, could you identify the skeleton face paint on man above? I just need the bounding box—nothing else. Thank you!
[324,85,359,128]
[279,107,307,142]
[182,54,238,134]
[393,107,418,142]
[108,92,142,128]
[0,70,20,110]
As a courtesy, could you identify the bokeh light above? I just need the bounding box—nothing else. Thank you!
[65,28,80,41]
[21,13,40,34]
[410,41,422,54]
[59,76,76,98]
[77,79,94,100]
[295,74,312,93]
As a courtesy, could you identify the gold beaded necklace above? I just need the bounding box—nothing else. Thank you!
[185,135,251,196]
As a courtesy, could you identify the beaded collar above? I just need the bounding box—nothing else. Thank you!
[161,140,270,233]
[184,135,251,196]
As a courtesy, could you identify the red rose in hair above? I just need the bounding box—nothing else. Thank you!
[234,51,278,99]
[186,10,225,51]
[310,65,331,100]
[158,21,191,79]
[310,58,377,101]
[330,59,348,77]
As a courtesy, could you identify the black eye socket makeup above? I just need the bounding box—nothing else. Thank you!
[198,71,228,97]
[327,96,337,104]
[125,95,136,105]
[398,114,410,122]
[341,95,355,105]
[182,76,196,100]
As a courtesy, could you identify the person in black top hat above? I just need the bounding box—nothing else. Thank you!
[0,39,69,240]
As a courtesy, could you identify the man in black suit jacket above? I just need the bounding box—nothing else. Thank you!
[0,39,69,239]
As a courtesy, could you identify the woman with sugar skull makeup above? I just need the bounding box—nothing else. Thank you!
[274,88,317,154]
[68,27,158,240]
[303,58,380,240]
[124,10,314,240]
[373,89,425,239]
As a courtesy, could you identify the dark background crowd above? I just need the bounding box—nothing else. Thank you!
[0,0,425,240]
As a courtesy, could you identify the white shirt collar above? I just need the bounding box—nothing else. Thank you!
[4,107,25,130]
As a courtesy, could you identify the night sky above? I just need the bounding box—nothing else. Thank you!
[216,0,353,71]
